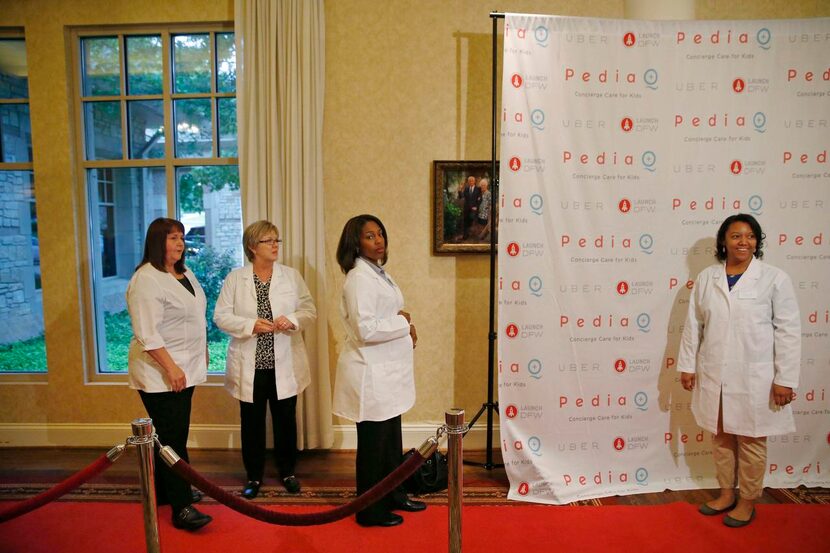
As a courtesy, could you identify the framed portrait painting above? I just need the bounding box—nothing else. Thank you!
[433,160,498,254]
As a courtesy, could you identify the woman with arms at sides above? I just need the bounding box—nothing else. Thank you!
[214,220,316,499]
[333,214,425,528]
[678,213,801,528]
[126,217,212,531]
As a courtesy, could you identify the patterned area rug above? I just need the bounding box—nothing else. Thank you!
[0,483,597,506]
[2,483,824,507]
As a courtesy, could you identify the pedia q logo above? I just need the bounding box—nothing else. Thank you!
[529,194,543,215]
[636,312,652,333]
[643,68,658,90]
[748,194,763,215]
[528,358,543,379]
[528,436,543,456]
[529,276,543,297]
[634,391,649,411]
[639,233,654,254]
[530,109,545,130]
[635,467,649,486]
[756,28,771,50]
[641,151,657,172]
[753,112,767,133]
[534,26,550,47]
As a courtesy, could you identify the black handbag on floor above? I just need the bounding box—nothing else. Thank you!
[402,449,448,495]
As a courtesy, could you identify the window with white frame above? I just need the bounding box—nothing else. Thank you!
[0,32,47,374]
[73,26,242,375]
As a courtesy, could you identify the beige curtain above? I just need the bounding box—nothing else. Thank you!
[235,0,333,449]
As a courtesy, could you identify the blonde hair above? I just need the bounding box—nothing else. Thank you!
[242,220,279,262]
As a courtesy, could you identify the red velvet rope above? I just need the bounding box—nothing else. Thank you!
[169,448,427,526]
[0,453,114,523]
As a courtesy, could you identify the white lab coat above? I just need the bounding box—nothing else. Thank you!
[677,257,801,437]
[333,257,415,422]
[214,263,316,402]
[127,263,208,392]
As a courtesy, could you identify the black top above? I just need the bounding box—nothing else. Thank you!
[253,273,276,371]
[177,274,195,296]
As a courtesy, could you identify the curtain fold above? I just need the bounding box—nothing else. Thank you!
[235,0,333,449]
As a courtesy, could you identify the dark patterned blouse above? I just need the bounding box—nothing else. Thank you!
[253,273,275,370]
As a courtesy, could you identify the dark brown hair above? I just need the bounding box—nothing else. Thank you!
[137,217,187,273]
[715,213,764,261]
[336,214,388,273]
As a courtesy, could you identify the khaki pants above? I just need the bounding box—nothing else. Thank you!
[712,400,767,500]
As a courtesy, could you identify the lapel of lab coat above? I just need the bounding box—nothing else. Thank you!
[356,257,403,307]
[240,262,287,309]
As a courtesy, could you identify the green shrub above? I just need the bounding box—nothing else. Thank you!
[0,335,47,373]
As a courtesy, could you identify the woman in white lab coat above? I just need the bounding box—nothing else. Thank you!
[333,214,425,528]
[678,213,801,528]
[214,220,316,499]
[127,217,212,531]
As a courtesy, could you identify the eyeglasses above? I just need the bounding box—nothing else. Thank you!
[258,238,282,245]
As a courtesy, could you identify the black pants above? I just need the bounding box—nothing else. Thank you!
[355,415,407,522]
[239,369,298,481]
[138,386,194,513]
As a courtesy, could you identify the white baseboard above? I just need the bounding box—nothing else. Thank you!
[0,422,500,451]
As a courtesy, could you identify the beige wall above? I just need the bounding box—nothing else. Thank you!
[0,0,827,443]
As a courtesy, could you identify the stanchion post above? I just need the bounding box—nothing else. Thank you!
[132,418,161,553]
[446,408,465,553]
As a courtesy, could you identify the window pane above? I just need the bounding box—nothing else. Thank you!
[217,98,237,157]
[84,101,122,160]
[216,33,236,93]
[82,37,120,96]
[126,35,162,95]
[87,167,167,373]
[176,165,242,373]
[0,39,29,99]
[0,170,46,373]
[173,34,210,94]
[174,98,212,158]
[0,103,32,162]
[128,100,164,159]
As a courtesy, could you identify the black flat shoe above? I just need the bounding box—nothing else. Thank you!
[282,475,301,494]
[698,501,737,516]
[172,506,212,531]
[723,508,755,528]
[241,480,261,500]
[392,498,427,512]
[356,512,404,528]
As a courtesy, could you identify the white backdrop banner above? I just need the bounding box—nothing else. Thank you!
[498,14,830,504]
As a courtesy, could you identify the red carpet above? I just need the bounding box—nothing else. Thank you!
[0,501,828,553]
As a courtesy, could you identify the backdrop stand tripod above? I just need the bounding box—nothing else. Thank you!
[463,11,505,470]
